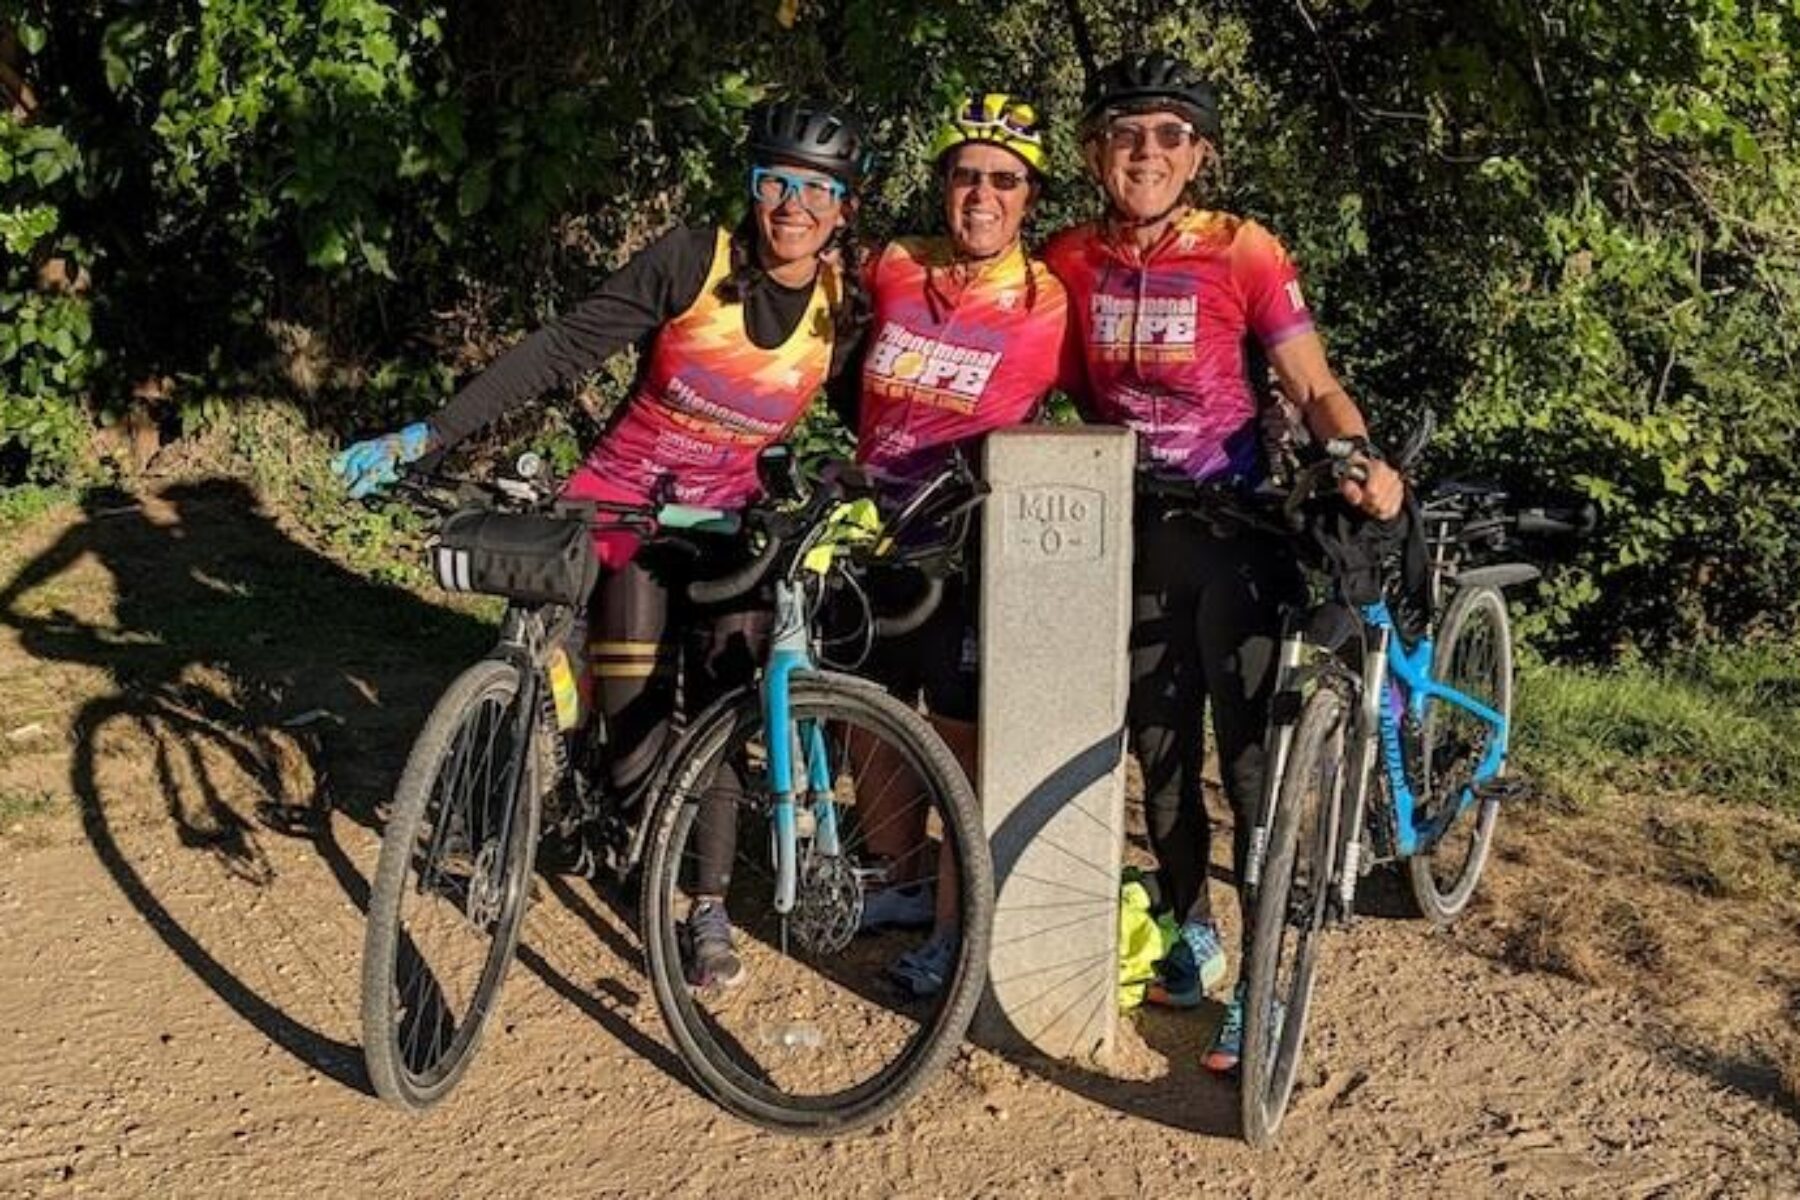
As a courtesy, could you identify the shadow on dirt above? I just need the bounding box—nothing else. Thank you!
[1679,1048,1800,1127]
[978,730,1240,1138]
[0,479,682,1097]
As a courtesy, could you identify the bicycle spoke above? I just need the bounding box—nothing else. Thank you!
[643,680,991,1131]
[365,660,539,1108]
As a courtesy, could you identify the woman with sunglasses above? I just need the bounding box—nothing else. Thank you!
[333,99,869,992]
[1042,54,1403,1072]
[845,91,1079,998]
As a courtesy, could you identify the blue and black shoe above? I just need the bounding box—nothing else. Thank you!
[1203,982,1246,1074]
[1147,919,1228,1009]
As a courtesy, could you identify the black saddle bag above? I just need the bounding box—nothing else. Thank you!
[431,509,599,608]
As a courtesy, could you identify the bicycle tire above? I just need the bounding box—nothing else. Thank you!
[1241,683,1346,1148]
[362,657,542,1110]
[640,671,993,1135]
[1407,585,1511,924]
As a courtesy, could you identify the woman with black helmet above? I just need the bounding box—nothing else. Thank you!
[1043,53,1403,1073]
[333,99,870,993]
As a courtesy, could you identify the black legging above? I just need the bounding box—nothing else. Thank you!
[1129,500,1303,954]
[588,542,766,897]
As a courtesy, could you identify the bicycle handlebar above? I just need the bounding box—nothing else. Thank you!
[685,525,788,605]
[681,472,849,606]
[1139,446,1365,536]
[871,574,944,638]
[1512,503,1597,537]
[683,457,984,621]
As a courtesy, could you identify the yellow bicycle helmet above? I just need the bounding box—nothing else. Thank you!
[928,91,1047,174]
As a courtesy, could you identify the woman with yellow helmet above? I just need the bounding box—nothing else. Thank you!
[847,90,1080,998]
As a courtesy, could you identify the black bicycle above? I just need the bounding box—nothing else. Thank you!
[359,450,994,1135]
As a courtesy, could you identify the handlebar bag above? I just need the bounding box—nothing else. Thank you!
[1309,496,1431,641]
[431,509,599,608]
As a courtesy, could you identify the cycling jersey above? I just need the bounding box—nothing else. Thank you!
[1042,210,1312,483]
[429,225,849,568]
[582,228,840,508]
[855,237,1073,480]
[429,225,855,451]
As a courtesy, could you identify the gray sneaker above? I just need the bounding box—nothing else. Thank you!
[684,900,745,991]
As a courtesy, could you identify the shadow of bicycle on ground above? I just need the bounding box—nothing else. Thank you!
[0,478,684,1097]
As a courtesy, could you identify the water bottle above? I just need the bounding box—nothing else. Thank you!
[762,1022,823,1051]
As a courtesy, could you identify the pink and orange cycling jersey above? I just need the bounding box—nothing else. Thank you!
[1043,210,1313,483]
[856,237,1073,481]
[578,228,840,511]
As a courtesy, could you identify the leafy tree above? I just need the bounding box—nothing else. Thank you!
[2,0,1795,649]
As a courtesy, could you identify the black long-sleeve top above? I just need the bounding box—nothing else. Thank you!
[427,224,863,449]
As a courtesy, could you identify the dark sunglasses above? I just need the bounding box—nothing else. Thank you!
[749,166,847,214]
[946,165,1032,193]
[1102,120,1198,152]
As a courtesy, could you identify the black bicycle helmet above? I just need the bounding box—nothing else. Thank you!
[747,99,867,186]
[1082,53,1222,146]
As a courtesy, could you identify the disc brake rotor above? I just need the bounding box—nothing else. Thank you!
[466,840,504,928]
[791,853,864,954]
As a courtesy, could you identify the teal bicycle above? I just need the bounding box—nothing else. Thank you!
[1230,427,1590,1145]
[360,450,993,1134]
[638,453,993,1134]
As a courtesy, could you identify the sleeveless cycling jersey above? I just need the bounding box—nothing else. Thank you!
[581,228,840,507]
[1042,210,1312,483]
[856,237,1071,481]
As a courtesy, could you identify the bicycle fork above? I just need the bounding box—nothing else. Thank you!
[1244,627,1306,895]
[1329,626,1389,923]
[761,580,840,919]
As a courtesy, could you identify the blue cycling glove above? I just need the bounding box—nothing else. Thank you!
[331,422,433,499]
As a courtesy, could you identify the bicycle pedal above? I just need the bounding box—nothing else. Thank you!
[1474,778,1530,804]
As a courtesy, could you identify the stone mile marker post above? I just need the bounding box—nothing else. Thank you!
[974,427,1134,1062]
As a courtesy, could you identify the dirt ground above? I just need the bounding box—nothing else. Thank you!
[3,482,1798,1199]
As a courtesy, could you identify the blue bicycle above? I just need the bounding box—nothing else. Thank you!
[360,449,992,1135]
[638,455,994,1134]
[1229,430,1590,1146]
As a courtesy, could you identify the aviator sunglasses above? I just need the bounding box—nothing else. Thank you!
[1102,119,1199,153]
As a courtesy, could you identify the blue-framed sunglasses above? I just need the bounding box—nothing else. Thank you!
[750,166,848,214]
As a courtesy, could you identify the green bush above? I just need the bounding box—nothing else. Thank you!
[2,1,1796,651]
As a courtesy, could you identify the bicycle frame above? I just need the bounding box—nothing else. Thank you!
[1245,596,1510,914]
[1361,599,1508,858]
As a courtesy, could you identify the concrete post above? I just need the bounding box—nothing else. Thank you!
[974,427,1134,1062]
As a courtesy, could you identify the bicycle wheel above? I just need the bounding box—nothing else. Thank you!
[640,672,992,1134]
[362,658,543,1110]
[1407,585,1512,924]
[1241,683,1346,1148]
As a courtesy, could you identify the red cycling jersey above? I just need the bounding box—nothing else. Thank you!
[856,237,1074,481]
[1042,210,1312,483]
[576,228,840,510]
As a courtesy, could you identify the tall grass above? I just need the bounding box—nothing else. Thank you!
[1517,643,1800,811]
